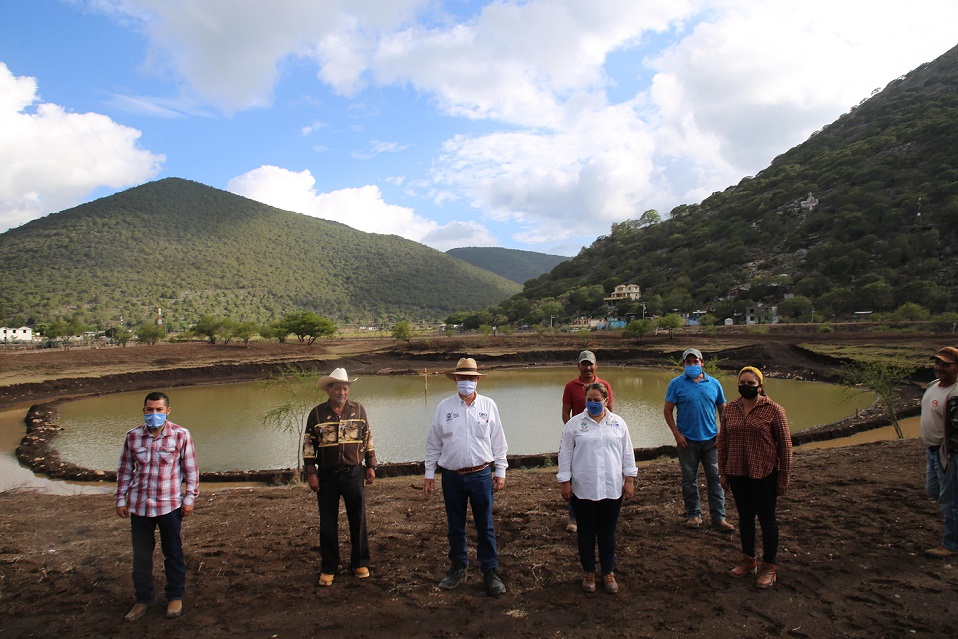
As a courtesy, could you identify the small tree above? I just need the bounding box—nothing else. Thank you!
[259,366,320,472]
[840,360,912,439]
[232,321,259,347]
[135,322,165,345]
[657,313,684,339]
[392,320,413,342]
[623,318,656,342]
[283,311,336,345]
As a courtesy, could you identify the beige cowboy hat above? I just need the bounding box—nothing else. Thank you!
[445,357,486,381]
[317,368,357,392]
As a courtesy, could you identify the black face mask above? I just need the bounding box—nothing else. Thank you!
[738,384,760,399]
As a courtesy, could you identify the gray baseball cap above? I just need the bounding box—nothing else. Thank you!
[578,350,597,364]
[681,348,703,361]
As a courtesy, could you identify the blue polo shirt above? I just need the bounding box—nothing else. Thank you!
[665,373,726,441]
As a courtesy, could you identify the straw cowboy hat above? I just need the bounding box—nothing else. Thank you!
[317,368,357,392]
[445,357,486,381]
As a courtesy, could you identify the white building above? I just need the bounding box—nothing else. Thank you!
[604,284,641,304]
[1,326,33,342]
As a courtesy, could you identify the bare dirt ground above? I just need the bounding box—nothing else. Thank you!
[1,330,956,637]
[2,440,957,638]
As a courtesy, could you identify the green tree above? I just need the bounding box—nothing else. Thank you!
[623,318,656,342]
[392,320,413,343]
[135,322,165,345]
[283,311,336,345]
[657,313,684,338]
[639,209,661,227]
[893,302,930,321]
[194,315,223,344]
[232,321,259,347]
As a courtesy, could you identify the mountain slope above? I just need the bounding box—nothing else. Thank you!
[446,247,568,284]
[0,179,521,327]
[499,43,958,322]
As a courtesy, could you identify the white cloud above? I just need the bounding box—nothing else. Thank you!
[226,165,496,251]
[0,62,163,231]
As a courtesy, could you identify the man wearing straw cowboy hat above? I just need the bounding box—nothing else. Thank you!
[424,357,509,596]
[303,368,378,587]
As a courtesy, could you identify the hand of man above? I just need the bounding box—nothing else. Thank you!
[623,477,635,500]
[423,478,434,497]
[674,432,689,448]
[493,476,506,492]
[364,467,376,485]
[560,481,572,502]
[116,505,129,518]
[307,473,320,493]
[720,475,728,490]
[181,503,194,518]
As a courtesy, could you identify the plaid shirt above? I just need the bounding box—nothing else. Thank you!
[116,421,199,517]
[718,396,793,493]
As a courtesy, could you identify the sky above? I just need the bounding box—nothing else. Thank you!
[1,1,956,256]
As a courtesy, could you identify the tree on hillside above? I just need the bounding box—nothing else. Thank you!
[893,302,930,321]
[639,209,661,227]
[657,313,684,339]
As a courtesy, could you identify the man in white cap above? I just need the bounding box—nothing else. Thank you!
[663,348,734,531]
[303,368,378,586]
[561,350,615,532]
[424,357,508,596]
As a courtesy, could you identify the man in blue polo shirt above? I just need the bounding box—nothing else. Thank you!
[663,348,734,532]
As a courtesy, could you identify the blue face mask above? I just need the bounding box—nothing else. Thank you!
[144,412,167,429]
[585,400,605,417]
[684,365,703,378]
[456,379,477,396]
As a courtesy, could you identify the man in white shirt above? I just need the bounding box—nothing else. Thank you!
[424,357,508,596]
[921,346,958,558]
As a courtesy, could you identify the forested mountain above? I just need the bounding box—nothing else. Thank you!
[0,179,520,328]
[446,247,568,284]
[487,43,958,324]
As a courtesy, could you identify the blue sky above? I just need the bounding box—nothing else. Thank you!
[1,1,956,256]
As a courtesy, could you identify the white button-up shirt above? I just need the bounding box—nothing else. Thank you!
[557,410,637,500]
[425,393,508,479]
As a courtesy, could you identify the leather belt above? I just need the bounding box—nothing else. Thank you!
[450,462,491,475]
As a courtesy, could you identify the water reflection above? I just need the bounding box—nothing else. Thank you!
[51,367,875,472]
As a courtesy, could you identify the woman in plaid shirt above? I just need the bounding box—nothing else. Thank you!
[717,366,792,589]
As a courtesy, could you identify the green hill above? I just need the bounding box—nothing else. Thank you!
[489,43,958,324]
[446,247,568,284]
[0,179,521,329]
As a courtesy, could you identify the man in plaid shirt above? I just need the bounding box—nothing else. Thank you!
[116,391,199,622]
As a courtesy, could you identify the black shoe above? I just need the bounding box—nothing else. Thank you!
[439,564,467,590]
[484,569,506,596]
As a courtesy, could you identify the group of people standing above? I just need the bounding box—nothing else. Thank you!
[118,344,958,619]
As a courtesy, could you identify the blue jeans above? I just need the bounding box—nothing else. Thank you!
[440,466,498,573]
[130,509,185,604]
[316,465,369,573]
[926,446,958,550]
[571,496,623,575]
[677,437,726,522]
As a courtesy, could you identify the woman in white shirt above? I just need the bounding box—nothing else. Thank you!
[558,382,638,594]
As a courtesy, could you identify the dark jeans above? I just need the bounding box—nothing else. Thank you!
[440,466,498,573]
[130,509,185,603]
[571,495,623,575]
[727,472,779,564]
[317,464,369,573]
